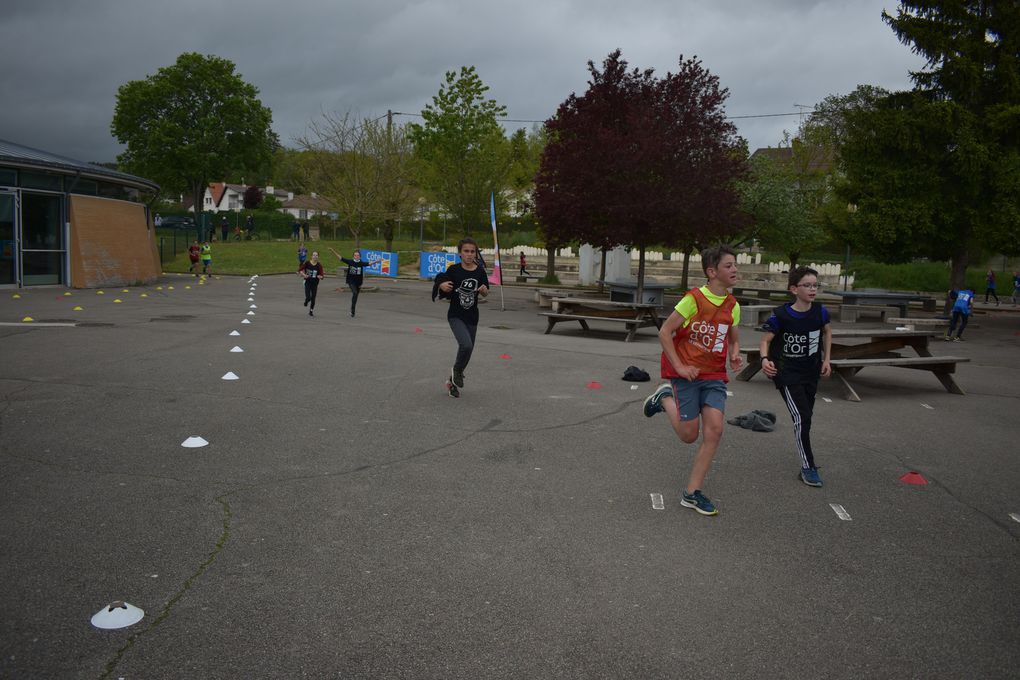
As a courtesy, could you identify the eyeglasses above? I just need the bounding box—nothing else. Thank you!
[797,283,821,290]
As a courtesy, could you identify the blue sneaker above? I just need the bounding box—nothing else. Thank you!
[643,384,673,417]
[799,467,823,487]
[680,489,718,516]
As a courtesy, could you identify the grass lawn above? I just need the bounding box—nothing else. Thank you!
[162,239,431,276]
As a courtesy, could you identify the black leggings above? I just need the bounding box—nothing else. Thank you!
[304,278,319,309]
[985,287,999,303]
[780,382,818,470]
[448,318,477,372]
[349,282,361,314]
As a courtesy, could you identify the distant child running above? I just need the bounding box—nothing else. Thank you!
[642,245,743,516]
[984,269,999,305]
[519,252,530,276]
[1011,271,1020,305]
[299,251,324,316]
[200,241,212,275]
[432,238,489,398]
[298,243,308,267]
[759,266,833,488]
[188,240,201,275]
[945,286,975,341]
[329,248,381,317]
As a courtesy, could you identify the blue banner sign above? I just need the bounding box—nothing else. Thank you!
[419,251,459,279]
[360,249,397,278]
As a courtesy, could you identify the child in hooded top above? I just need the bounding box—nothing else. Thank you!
[759,266,833,488]
[642,245,743,516]
[298,251,325,316]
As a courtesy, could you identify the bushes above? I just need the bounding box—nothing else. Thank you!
[851,261,990,292]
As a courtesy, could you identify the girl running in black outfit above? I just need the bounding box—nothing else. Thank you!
[329,248,380,317]
[432,238,489,397]
[299,251,324,316]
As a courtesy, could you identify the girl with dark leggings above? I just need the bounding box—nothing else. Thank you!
[330,248,380,317]
[432,238,490,398]
[299,251,324,316]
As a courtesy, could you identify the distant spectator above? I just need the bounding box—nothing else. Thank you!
[292,219,301,241]
[1012,271,1020,306]
[302,220,310,241]
[221,215,229,242]
[984,269,999,305]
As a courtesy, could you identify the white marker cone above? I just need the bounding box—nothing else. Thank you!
[247,297,254,302]
[91,601,144,629]
[249,304,257,309]
[229,330,240,336]
[230,346,244,353]
[222,372,239,380]
[182,436,209,448]
[246,311,254,316]
[241,319,251,324]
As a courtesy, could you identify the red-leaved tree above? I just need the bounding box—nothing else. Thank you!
[535,50,747,296]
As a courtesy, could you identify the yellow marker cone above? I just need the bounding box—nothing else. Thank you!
[140,293,148,298]
[97,290,105,295]
[12,294,20,299]
[185,285,191,289]
[168,286,174,290]
[114,299,123,303]
[73,306,83,311]
[121,289,129,293]
[63,292,72,296]
[156,286,163,290]
[22,316,33,322]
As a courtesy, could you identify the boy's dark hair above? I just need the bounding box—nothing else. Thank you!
[701,244,737,275]
[457,237,478,252]
[788,265,819,288]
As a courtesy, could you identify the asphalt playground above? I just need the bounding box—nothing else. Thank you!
[1,273,1018,679]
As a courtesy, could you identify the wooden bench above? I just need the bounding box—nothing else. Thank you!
[839,304,898,323]
[539,312,659,342]
[829,355,970,402]
[739,304,773,328]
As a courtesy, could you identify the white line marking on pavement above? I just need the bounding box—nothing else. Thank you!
[830,503,852,521]
[1009,513,1020,524]
[726,390,734,396]
[921,403,934,410]
[822,397,832,403]
[650,493,664,510]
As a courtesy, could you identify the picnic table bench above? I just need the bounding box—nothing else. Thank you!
[736,328,969,401]
[540,297,663,342]
[884,317,950,329]
[839,304,898,323]
[534,288,589,308]
[739,304,774,328]
[831,290,937,316]
[597,280,672,306]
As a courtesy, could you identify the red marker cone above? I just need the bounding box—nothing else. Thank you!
[586,381,603,389]
[414,327,423,334]
[500,353,511,360]
[899,471,928,485]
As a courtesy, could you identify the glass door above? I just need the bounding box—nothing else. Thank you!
[0,190,16,286]
[20,192,64,286]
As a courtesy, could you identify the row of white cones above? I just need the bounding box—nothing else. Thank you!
[94,276,262,629]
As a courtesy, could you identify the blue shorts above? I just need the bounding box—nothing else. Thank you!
[668,378,728,421]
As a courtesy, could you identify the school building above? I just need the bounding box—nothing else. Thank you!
[0,139,161,289]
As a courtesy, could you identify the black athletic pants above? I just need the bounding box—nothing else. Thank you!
[780,382,818,470]
[948,310,969,337]
[448,318,477,372]
[304,278,319,309]
[349,282,361,315]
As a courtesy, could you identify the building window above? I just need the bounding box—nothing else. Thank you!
[0,167,16,186]
[20,171,63,191]
[69,178,99,195]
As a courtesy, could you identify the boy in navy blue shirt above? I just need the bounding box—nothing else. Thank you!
[759,266,832,487]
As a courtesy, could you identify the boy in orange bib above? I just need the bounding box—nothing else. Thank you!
[643,245,743,516]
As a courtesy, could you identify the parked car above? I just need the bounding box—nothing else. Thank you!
[160,216,196,229]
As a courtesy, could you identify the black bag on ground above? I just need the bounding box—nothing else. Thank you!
[622,366,651,382]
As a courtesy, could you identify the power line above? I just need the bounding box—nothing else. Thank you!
[391,110,809,123]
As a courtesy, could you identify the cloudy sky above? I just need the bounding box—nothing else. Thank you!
[1,0,925,165]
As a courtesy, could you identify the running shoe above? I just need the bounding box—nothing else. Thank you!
[680,489,718,516]
[955,336,965,342]
[643,384,673,417]
[452,367,465,388]
[446,373,460,398]
[799,467,823,487]
[309,309,314,317]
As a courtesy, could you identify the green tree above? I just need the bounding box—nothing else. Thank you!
[740,133,832,268]
[298,111,418,250]
[111,53,275,228]
[409,66,512,235]
[838,2,1020,288]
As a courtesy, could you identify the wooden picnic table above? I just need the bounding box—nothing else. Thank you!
[830,290,938,316]
[596,280,673,306]
[736,328,969,401]
[540,297,663,342]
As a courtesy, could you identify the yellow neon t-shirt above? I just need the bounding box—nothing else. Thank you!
[674,286,741,327]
